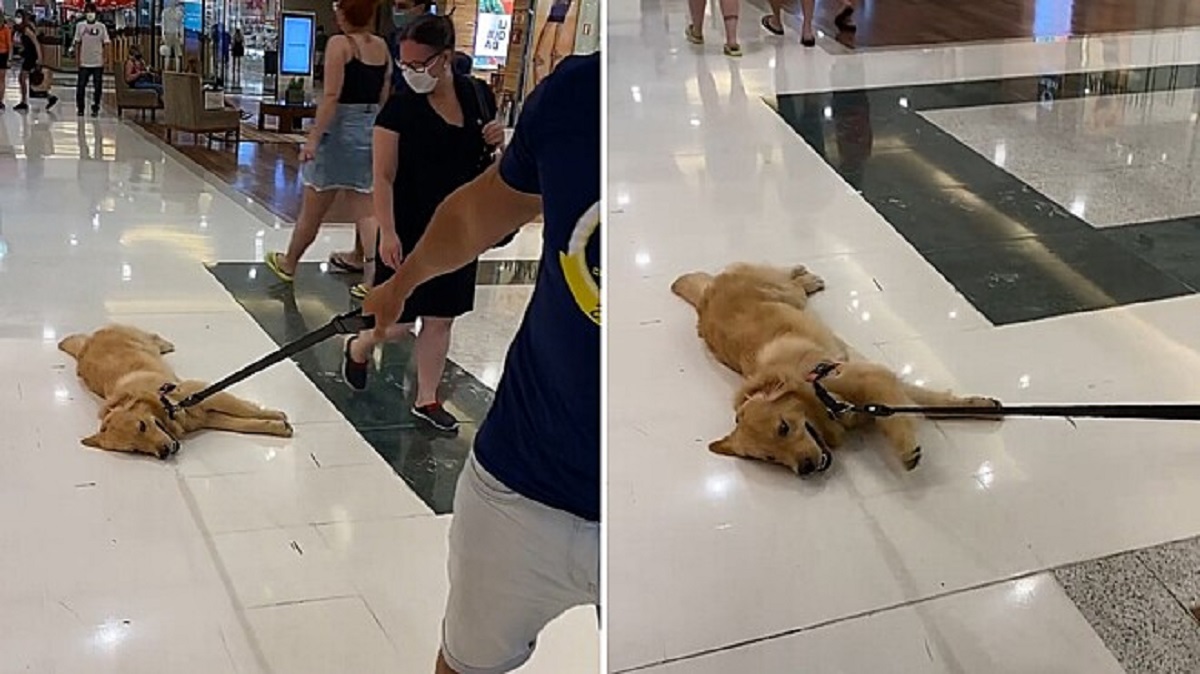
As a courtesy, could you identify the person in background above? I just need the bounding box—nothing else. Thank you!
[264,0,390,295]
[761,0,857,47]
[27,63,60,111]
[685,0,741,56]
[73,2,110,117]
[314,24,328,80]
[230,27,244,85]
[13,9,42,112]
[0,12,12,111]
[388,0,430,92]
[342,15,503,432]
[124,45,162,97]
[362,50,599,674]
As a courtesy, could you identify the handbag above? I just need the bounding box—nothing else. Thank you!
[465,76,518,249]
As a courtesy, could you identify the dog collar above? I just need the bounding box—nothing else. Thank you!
[158,382,180,420]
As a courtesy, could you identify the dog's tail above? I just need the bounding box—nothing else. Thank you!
[58,334,88,358]
[670,272,713,308]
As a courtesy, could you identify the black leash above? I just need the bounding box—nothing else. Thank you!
[160,309,376,418]
[807,362,1200,422]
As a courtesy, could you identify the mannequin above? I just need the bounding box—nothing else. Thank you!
[160,0,184,71]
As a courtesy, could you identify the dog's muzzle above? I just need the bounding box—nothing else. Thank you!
[796,422,833,477]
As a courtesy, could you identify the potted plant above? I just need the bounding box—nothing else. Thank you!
[284,77,305,104]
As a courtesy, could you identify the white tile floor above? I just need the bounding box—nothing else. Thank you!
[0,88,595,671]
[608,1,1200,671]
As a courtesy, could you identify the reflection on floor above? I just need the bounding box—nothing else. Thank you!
[774,63,1200,324]
[771,0,1200,51]
[208,261,540,513]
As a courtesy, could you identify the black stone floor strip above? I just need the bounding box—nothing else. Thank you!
[774,62,1200,325]
[1103,216,1200,292]
[1055,537,1200,674]
[208,261,501,514]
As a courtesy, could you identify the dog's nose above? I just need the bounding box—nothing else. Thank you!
[796,458,817,476]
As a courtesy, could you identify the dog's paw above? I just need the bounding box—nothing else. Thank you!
[901,446,922,471]
[273,420,294,438]
[264,409,289,422]
[789,265,810,279]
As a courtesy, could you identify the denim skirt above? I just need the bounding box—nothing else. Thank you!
[301,102,378,193]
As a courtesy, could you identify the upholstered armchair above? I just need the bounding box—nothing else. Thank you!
[162,72,240,148]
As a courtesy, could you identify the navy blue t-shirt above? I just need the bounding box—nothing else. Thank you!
[474,53,600,522]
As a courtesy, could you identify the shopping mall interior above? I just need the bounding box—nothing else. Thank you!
[5,0,1200,672]
[608,0,1200,673]
[0,0,598,671]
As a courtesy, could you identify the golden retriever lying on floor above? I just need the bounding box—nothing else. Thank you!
[672,263,1000,476]
[59,325,293,459]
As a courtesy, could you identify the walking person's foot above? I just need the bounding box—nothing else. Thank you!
[834,4,856,32]
[685,24,704,45]
[14,102,28,112]
[341,335,370,391]
[761,15,784,35]
[264,251,296,283]
[723,43,743,57]
[412,402,460,432]
[47,95,58,111]
[90,105,99,117]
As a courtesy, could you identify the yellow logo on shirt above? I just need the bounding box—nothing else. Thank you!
[558,201,600,325]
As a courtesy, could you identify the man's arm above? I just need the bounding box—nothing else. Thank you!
[390,164,542,290]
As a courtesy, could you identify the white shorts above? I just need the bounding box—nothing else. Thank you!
[442,453,599,674]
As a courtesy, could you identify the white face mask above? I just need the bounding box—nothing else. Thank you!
[85,12,96,21]
[403,67,438,94]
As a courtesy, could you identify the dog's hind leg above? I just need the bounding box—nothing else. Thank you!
[670,272,714,308]
[203,412,293,437]
[58,334,89,358]
[901,384,1002,420]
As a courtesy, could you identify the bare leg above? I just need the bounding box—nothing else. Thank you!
[18,70,28,104]
[415,317,453,407]
[344,191,377,290]
[203,412,293,437]
[687,0,707,35]
[279,187,338,275]
[799,0,815,41]
[435,651,458,674]
[717,0,739,49]
[349,323,415,362]
[0,68,7,105]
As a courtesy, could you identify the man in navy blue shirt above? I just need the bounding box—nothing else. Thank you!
[363,52,599,674]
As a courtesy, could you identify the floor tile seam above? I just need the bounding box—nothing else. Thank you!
[173,470,278,674]
[1130,552,1200,629]
[621,528,1200,672]
[198,511,442,537]
[121,117,292,230]
[242,593,363,612]
[775,59,1200,105]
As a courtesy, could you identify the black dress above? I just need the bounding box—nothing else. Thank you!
[373,75,496,324]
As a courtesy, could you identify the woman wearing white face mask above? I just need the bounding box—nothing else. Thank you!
[340,14,505,433]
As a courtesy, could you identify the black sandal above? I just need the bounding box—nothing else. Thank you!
[761,15,784,36]
[835,5,857,32]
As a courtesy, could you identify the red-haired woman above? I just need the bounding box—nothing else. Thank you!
[266,0,390,294]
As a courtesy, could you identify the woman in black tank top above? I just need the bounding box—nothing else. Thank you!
[264,0,391,294]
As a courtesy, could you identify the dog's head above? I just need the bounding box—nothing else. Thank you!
[709,373,833,476]
[82,391,182,459]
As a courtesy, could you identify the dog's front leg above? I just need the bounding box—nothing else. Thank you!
[821,363,922,471]
[203,412,293,437]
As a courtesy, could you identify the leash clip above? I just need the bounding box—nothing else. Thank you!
[807,362,854,419]
[158,382,180,420]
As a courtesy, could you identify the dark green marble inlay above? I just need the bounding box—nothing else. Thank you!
[208,261,501,514]
[775,62,1200,325]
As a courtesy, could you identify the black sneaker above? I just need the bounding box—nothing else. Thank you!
[14,102,28,112]
[341,336,369,391]
[412,402,459,432]
[90,105,99,117]
[0,102,6,111]
[46,95,58,111]
[76,108,84,116]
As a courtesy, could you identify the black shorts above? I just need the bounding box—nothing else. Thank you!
[21,57,39,73]
[0,54,8,70]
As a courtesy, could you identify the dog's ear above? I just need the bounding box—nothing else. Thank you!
[709,436,738,456]
[101,391,136,416]
[81,433,105,449]
[737,372,793,405]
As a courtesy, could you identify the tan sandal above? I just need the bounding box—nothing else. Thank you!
[264,251,294,283]
[685,24,704,44]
